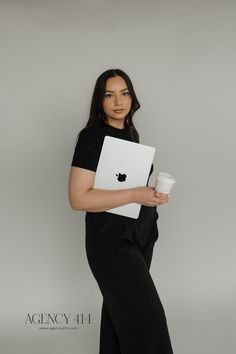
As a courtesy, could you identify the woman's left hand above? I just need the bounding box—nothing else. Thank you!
[154,190,171,204]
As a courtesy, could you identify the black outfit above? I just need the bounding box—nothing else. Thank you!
[71,120,174,354]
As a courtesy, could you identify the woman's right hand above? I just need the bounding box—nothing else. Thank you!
[133,186,170,207]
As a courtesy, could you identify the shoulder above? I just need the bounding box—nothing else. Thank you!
[71,121,106,170]
[75,122,105,148]
[77,121,105,140]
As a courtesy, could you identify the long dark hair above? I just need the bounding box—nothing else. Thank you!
[81,68,140,143]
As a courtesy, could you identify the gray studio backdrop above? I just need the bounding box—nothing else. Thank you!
[1,1,235,354]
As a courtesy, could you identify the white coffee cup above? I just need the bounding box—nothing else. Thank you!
[155,172,176,194]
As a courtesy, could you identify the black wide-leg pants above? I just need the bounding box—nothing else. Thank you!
[85,210,174,354]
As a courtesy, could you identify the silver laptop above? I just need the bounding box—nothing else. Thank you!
[93,136,156,219]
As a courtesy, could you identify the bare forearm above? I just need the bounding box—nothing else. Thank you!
[75,188,136,212]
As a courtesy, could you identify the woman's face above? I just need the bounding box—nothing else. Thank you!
[102,76,132,128]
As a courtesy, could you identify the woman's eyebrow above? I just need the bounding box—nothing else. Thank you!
[105,87,129,93]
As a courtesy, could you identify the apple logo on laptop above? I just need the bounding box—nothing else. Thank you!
[116,173,127,182]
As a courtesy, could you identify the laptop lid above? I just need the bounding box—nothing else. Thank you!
[93,136,156,219]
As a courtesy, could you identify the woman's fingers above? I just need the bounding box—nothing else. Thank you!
[135,186,171,207]
[152,190,170,206]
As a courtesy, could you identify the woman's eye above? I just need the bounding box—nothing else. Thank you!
[104,92,130,98]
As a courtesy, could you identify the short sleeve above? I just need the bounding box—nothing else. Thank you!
[71,127,104,172]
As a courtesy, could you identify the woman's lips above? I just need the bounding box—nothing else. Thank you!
[113,109,125,113]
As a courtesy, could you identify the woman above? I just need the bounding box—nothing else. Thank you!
[68,68,174,354]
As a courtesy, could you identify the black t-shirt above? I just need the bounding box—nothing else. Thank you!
[71,119,158,234]
[71,119,153,177]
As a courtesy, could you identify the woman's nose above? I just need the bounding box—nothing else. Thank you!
[115,98,122,106]
[114,95,122,105]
